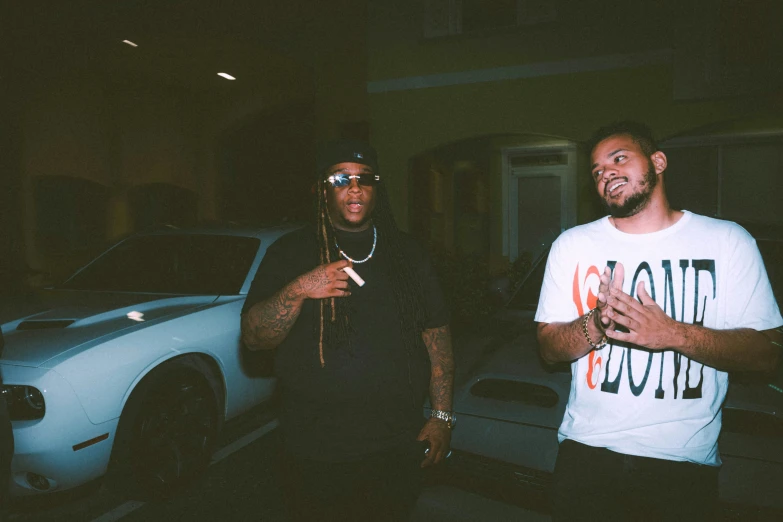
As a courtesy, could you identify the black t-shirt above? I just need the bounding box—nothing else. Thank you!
[242,226,448,462]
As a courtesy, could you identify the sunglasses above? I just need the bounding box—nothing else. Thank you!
[326,173,380,188]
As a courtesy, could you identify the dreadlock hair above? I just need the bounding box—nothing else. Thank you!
[314,173,427,368]
[587,121,659,157]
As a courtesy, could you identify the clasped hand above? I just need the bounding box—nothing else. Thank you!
[598,263,678,351]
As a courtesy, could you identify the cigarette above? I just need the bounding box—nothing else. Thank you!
[343,266,365,287]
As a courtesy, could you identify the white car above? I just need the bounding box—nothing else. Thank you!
[447,238,783,517]
[0,224,299,498]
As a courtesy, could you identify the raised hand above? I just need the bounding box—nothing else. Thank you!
[605,280,678,350]
[595,263,624,333]
[296,259,353,300]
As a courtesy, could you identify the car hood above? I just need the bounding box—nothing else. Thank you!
[452,329,571,423]
[0,290,220,367]
[455,331,782,421]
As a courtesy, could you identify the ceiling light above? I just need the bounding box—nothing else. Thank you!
[122,40,138,47]
[217,72,236,80]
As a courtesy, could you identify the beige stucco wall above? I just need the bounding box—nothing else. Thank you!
[370,63,760,229]
[15,61,317,278]
[366,0,782,274]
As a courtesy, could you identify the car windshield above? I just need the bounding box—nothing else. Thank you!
[506,238,783,312]
[60,234,260,294]
[506,250,548,311]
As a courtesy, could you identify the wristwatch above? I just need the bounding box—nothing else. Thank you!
[430,409,456,429]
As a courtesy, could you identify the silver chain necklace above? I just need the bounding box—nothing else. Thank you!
[335,225,377,264]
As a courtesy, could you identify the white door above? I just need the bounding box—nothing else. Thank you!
[506,146,576,261]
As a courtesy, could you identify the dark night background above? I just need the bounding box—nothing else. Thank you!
[0,2,782,520]
[1,0,782,312]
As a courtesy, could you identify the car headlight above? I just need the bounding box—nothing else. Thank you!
[1,385,46,420]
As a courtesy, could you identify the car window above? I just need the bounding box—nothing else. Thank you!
[506,249,548,311]
[470,379,559,408]
[60,234,261,294]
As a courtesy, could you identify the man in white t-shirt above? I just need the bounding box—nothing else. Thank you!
[536,121,782,521]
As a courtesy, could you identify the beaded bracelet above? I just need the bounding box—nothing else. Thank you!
[582,308,607,350]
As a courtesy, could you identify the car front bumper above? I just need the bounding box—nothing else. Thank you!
[3,365,118,496]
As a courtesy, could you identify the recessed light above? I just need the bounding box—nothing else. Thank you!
[122,40,138,47]
[217,72,236,80]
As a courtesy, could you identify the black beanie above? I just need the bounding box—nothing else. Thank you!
[316,138,379,175]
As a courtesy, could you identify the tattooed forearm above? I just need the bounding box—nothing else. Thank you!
[242,261,352,351]
[422,325,455,411]
[241,280,306,351]
[296,266,331,295]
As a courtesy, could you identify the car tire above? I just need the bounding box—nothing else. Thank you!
[107,355,221,500]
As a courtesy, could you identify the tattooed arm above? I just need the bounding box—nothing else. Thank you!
[417,325,455,467]
[241,259,352,351]
[423,325,455,412]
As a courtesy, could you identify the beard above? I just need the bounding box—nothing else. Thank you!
[602,161,658,218]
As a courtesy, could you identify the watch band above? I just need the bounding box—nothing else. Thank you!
[430,409,455,429]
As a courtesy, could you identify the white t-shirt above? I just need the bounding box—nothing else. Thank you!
[535,211,782,466]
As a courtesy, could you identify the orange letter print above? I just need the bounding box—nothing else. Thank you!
[587,351,602,389]
[573,263,602,389]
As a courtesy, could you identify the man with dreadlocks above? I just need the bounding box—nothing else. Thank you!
[241,138,454,522]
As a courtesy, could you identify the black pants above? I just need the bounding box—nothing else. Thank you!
[281,443,423,522]
[552,440,719,522]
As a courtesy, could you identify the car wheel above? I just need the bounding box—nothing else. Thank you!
[109,356,221,500]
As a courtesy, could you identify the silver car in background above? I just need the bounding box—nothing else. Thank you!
[1,224,298,498]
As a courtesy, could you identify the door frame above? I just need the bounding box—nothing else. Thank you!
[502,143,578,261]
